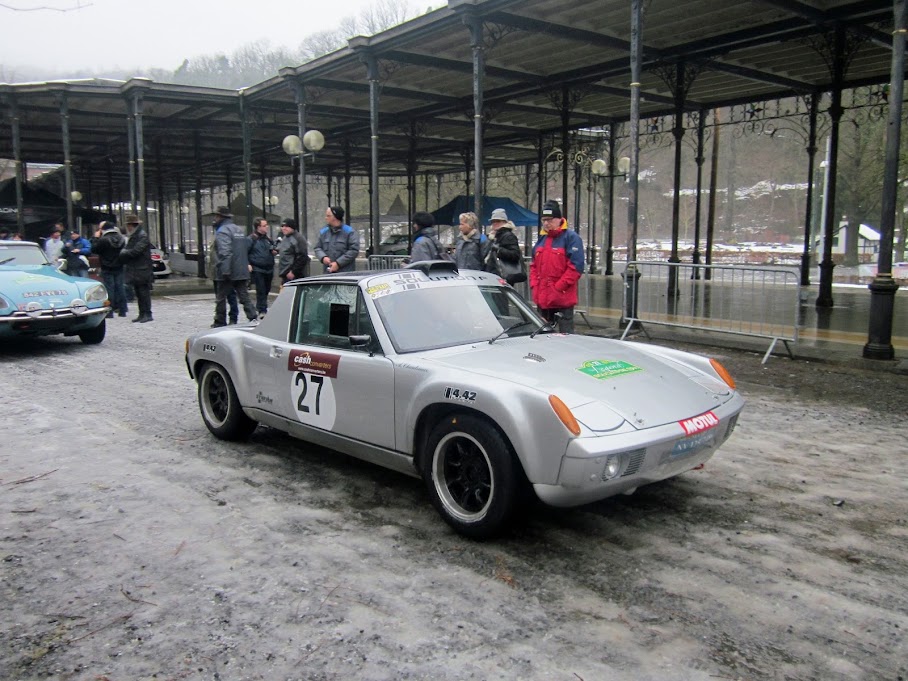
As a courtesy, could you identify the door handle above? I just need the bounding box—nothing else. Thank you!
[270,346,283,359]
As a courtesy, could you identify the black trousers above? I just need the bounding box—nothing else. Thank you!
[134,282,153,317]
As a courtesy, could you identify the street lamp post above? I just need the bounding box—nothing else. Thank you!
[282,130,325,241]
[264,195,279,238]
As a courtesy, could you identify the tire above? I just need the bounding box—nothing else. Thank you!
[422,413,522,539]
[78,318,106,345]
[198,363,257,441]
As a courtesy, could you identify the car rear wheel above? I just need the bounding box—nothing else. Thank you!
[78,318,106,344]
[198,363,257,440]
[422,413,522,539]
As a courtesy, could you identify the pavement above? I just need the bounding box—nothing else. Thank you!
[151,272,908,375]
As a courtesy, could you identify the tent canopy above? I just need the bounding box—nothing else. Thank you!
[432,196,538,227]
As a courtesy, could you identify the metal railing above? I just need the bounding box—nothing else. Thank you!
[367,254,408,270]
[620,261,801,363]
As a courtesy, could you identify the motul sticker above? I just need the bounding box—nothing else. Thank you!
[577,359,642,379]
[679,411,719,436]
[287,349,340,377]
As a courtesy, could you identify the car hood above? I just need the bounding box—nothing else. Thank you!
[0,266,97,307]
[422,334,732,430]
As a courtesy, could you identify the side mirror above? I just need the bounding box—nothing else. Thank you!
[349,334,371,348]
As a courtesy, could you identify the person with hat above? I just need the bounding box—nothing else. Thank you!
[530,199,584,333]
[118,213,155,322]
[44,222,66,262]
[315,206,359,273]
[62,229,93,279]
[211,206,258,328]
[409,211,448,263]
[484,207,525,284]
[276,217,310,284]
[92,220,128,318]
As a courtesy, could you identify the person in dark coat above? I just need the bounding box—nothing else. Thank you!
[118,213,154,323]
[92,220,128,318]
[276,218,310,283]
[484,208,525,284]
[211,206,257,327]
[247,217,275,317]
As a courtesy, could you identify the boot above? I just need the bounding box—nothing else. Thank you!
[140,314,153,323]
[132,315,144,323]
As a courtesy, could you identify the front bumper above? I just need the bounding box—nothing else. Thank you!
[0,305,108,337]
[533,397,744,507]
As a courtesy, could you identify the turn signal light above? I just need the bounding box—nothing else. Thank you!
[709,358,736,390]
[549,394,581,436]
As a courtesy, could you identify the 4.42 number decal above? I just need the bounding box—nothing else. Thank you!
[444,386,477,402]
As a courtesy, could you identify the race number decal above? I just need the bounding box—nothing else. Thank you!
[287,350,340,428]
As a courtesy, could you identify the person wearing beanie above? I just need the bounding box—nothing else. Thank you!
[529,199,584,333]
[277,217,310,283]
[409,211,448,263]
[315,205,360,273]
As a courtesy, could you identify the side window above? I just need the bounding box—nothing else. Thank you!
[293,284,358,349]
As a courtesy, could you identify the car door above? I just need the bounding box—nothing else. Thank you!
[270,282,396,450]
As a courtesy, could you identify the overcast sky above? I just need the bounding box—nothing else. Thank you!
[1,0,381,75]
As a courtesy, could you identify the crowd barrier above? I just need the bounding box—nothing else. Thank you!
[367,254,408,270]
[620,261,801,363]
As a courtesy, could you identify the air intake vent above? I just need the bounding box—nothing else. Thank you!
[621,449,647,477]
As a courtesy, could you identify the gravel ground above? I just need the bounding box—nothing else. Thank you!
[1,295,906,681]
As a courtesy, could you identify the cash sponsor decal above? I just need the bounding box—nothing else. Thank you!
[287,349,340,378]
[577,359,643,380]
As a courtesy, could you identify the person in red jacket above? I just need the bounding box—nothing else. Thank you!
[530,199,585,333]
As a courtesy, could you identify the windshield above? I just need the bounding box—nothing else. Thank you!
[0,244,50,267]
[375,284,543,353]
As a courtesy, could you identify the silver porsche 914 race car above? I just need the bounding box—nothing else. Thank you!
[185,261,744,538]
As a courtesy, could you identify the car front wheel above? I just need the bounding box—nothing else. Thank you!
[78,318,106,344]
[422,413,522,539]
[198,363,257,440]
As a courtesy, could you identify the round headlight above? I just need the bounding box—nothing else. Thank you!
[83,284,108,303]
[26,301,42,318]
[602,456,621,481]
[71,298,87,314]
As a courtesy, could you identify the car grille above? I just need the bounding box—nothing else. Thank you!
[620,448,647,477]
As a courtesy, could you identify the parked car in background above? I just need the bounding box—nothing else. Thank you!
[368,233,409,257]
[0,239,109,344]
[150,245,172,277]
[185,261,744,538]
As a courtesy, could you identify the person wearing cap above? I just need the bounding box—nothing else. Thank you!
[276,217,310,283]
[454,211,489,271]
[211,206,258,328]
[118,213,155,322]
[409,211,447,263]
[92,220,128,318]
[44,223,66,262]
[530,199,584,333]
[484,208,525,284]
[315,206,359,273]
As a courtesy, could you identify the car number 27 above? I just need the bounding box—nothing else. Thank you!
[290,371,337,429]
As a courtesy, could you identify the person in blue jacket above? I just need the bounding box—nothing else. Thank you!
[315,206,360,273]
[62,229,92,278]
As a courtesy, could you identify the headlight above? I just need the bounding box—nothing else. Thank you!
[602,456,621,480]
[83,284,108,303]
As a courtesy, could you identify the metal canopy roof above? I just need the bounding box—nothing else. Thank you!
[0,0,899,199]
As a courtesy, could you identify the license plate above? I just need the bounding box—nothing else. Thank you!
[670,430,716,458]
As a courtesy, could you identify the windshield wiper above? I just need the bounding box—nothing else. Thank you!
[529,320,555,339]
[0,257,15,265]
[489,321,527,344]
